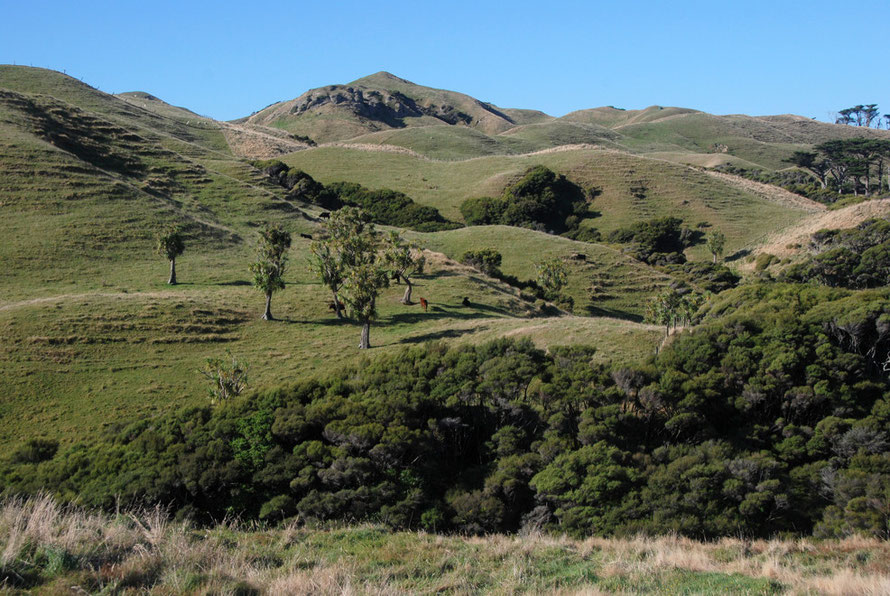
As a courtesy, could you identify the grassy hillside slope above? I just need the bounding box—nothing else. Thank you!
[284,146,818,257]
[1,66,668,450]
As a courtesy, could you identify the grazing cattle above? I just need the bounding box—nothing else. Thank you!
[300,233,313,240]
[419,297,428,312]
[570,253,587,261]
[461,296,471,307]
[319,212,331,219]
[328,299,345,312]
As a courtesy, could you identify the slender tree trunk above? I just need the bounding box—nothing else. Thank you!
[359,320,371,349]
[263,293,273,320]
[332,290,344,319]
[401,278,413,304]
[168,258,177,285]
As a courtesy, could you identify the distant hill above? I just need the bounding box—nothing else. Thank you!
[241,71,552,143]
[238,71,890,168]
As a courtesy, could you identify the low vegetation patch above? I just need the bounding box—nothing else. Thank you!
[783,218,890,287]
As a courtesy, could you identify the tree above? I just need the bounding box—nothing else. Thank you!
[345,258,390,349]
[784,151,830,189]
[461,249,503,276]
[314,207,389,348]
[535,258,569,301]
[383,231,425,304]
[250,225,291,320]
[646,288,704,337]
[309,240,346,319]
[199,351,248,404]
[706,230,726,264]
[156,226,185,285]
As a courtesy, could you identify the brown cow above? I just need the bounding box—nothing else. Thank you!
[419,297,428,312]
[328,299,345,312]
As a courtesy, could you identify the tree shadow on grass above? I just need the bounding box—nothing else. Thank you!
[584,305,644,323]
[277,316,349,326]
[387,302,512,324]
[725,249,751,263]
[216,280,252,286]
[398,326,485,344]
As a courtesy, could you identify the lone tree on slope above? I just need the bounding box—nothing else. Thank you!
[706,230,726,264]
[535,257,569,301]
[384,231,425,305]
[156,225,185,285]
[313,207,389,348]
[250,225,291,320]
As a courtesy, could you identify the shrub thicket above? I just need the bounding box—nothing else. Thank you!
[783,219,890,288]
[607,217,699,264]
[460,166,592,235]
[252,161,460,231]
[4,284,890,539]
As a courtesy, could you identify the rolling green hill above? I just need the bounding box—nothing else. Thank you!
[283,145,820,258]
[2,66,673,449]
[3,64,885,455]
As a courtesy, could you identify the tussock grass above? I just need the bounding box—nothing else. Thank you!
[4,496,890,594]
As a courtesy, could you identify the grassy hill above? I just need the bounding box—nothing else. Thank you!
[283,145,819,259]
[1,66,671,450]
[242,71,553,143]
[2,64,882,454]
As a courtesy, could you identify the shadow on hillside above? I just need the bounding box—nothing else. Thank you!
[387,302,511,324]
[725,249,751,263]
[216,280,252,286]
[423,269,463,279]
[399,326,484,344]
[280,316,348,326]
[584,305,643,323]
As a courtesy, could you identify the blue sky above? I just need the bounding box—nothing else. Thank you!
[2,0,888,122]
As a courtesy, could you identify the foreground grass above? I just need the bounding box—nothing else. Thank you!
[4,496,890,595]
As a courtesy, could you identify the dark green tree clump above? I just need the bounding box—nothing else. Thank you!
[460,249,503,276]
[460,166,593,235]
[327,182,460,232]
[6,284,890,539]
[607,216,698,264]
[252,160,460,231]
[783,218,890,288]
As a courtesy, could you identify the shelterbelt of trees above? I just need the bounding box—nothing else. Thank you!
[4,280,890,539]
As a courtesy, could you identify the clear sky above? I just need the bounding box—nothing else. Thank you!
[2,0,888,122]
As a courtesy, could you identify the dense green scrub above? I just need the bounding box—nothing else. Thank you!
[3,283,890,539]
[783,218,890,288]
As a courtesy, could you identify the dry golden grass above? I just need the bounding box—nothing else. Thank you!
[4,495,890,593]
